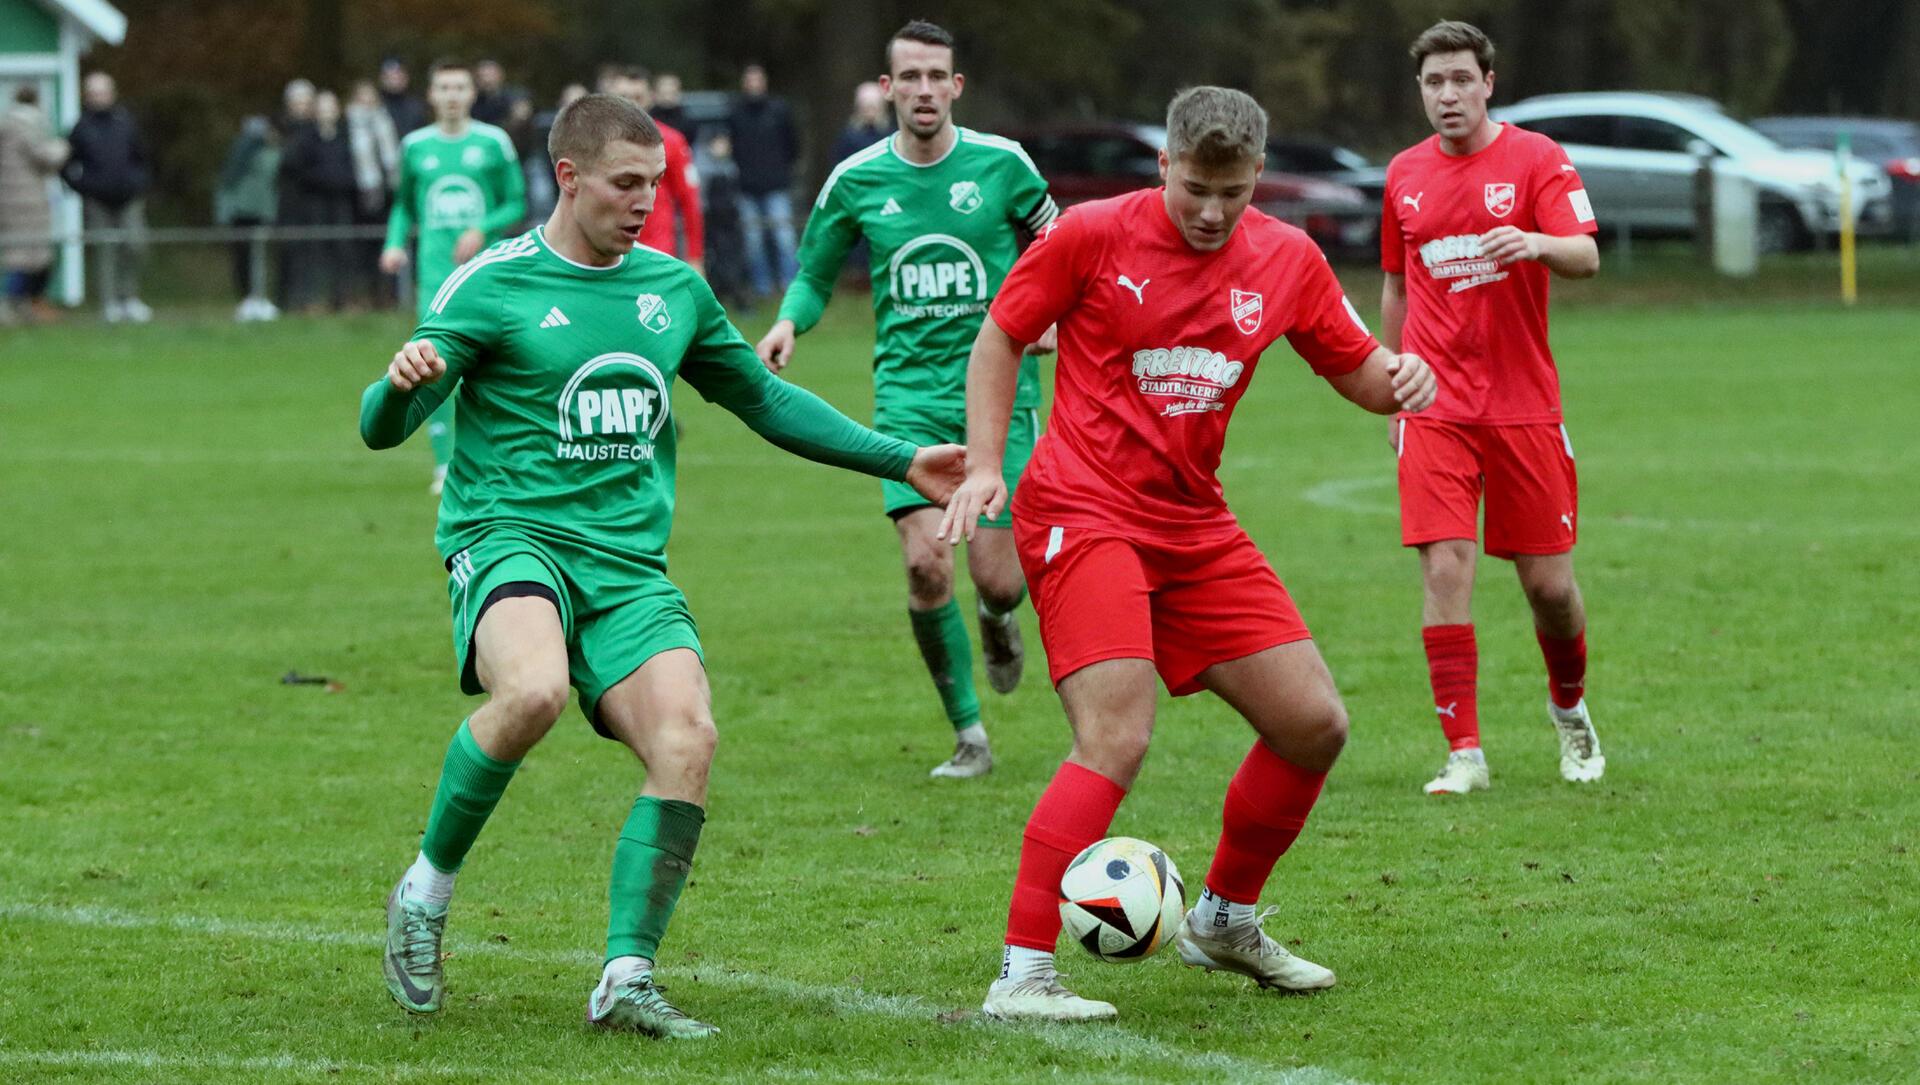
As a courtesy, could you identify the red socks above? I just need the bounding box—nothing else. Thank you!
[1004,761,1126,951]
[1422,623,1480,750]
[1203,742,1327,903]
[1537,629,1587,709]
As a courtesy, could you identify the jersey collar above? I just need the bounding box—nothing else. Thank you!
[533,225,629,271]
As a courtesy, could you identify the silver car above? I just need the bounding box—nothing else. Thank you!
[1492,93,1894,252]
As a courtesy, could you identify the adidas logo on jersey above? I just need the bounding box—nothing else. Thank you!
[880,197,903,216]
[538,307,571,329]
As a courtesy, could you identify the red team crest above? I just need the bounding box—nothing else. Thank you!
[1229,289,1263,334]
[1484,182,1516,218]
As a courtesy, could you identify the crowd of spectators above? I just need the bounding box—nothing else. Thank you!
[0,55,893,324]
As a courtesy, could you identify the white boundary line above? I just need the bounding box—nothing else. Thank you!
[4,901,1365,1085]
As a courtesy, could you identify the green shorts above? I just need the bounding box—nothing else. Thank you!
[874,403,1040,530]
[446,532,702,737]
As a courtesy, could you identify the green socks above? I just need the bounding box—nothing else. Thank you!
[910,600,981,729]
[606,796,706,963]
[426,398,456,467]
[419,719,521,873]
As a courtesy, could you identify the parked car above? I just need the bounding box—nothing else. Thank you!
[1003,123,1373,253]
[1266,138,1388,248]
[1492,93,1895,252]
[1752,116,1920,240]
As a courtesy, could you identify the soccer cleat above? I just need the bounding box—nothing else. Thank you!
[1423,747,1491,795]
[587,970,718,1039]
[929,738,993,779]
[1549,699,1606,782]
[383,883,449,1014]
[123,298,154,324]
[1174,909,1335,991]
[982,973,1117,1021]
[429,464,448,497]
[976,601,1025,694]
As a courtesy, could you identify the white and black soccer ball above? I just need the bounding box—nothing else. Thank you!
[1058,836,1185,963]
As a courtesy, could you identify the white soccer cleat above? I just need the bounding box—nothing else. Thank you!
[982,973,1116,1021]
[1549,699,1606,782]
[1423,747,1491,795]
[929,738,992,779]
[1174,909,1335,991]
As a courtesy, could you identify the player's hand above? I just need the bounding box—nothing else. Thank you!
[452,228,486,265]
[1479,226,1542,265]
[386,340,446,391]
[1386,352,1436,413]
[378,246,409,274]
[937,465,1008,545]
[906,443,967,509]
[1024,324,1059,356]
[755,320,798,374]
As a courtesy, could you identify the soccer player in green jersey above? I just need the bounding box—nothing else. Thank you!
[755,20,1058,779]
[362,94,963,1038]
[378,58,527,496]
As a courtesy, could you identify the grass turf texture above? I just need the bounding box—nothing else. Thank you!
[2,271,1916,1083]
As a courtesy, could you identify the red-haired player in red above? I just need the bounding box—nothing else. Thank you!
[1381,22,1605,795]
[940,86,1437,1022]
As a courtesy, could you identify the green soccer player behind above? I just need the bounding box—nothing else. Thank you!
[379,57,526,497]
[755,20,1058,779]
[362,93,963,1038]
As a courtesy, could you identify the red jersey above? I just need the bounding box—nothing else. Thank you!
[1382,124,1596,425]
[638,121,705,262]
[992,188,1379,540]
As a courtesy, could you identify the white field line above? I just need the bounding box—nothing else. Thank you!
[4,901,1366,1085]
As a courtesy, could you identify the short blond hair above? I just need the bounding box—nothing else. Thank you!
[1165,86,1268,170]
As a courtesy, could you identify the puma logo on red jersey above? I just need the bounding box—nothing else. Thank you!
[1116,274,1149,304]
[1402,192,1424,213]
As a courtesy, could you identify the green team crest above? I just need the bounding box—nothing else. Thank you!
[948,180,983,214]
[635,294,672,333]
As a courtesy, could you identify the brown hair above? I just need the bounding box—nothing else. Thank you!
[887,19,956,70]
[427,57,473,81]
[1409,21,1495,75]
[1165,86,1267,169]
[548,93,662,172]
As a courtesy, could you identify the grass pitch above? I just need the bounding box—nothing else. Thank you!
[1,273,1916,1083]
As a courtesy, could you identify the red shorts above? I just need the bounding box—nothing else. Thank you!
[1397,418,1578,559]
[1012,519,1311,696]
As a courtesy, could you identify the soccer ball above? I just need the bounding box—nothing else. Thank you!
[1058,836,1185,963]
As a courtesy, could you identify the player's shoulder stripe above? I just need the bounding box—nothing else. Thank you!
[428,233,539,315]
[400,126,436,148]
[959,128,1042,176]
[471,121,518,158]
[814,138,894,208]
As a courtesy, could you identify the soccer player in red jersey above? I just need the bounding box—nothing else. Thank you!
[1380,21,1605,795]
[939,86,1437,1021]
[617,68,705,273]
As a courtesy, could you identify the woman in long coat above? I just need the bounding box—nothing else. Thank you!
[0,85,69,322]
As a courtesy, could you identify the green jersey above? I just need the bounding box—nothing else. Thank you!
[360,226,916,580]
[777,128,1057,413]
[384,121,527,318]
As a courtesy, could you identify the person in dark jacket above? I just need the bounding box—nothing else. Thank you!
[282,90,360,312]
[60,72,151,322]
[726,64,800,296]
[379,59,428,137]
[831,81,893,163]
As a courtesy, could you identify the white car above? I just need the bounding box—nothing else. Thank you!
[1492,93,1895,252]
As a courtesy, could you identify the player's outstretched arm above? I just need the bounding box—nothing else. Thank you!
[359,340,452,449]
[1327,345,1437,416]
[938,315,1026,545]
[1478,227,1599,279]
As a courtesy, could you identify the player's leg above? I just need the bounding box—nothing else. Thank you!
[586,646,720,1039]
[386,575,570,1014]
[1400,418,1490,793]
[1487,424,1603,782]
[894,505,990,777]
[969,405,1040,696]
[984,528,1154,1022]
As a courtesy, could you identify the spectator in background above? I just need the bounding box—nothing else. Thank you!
[379,58,427,136]
[727,63,799,296]
[0,84,69,325]
[213,115,280,322]
[278,78,317,139]
[61,72,151,323]
[346,79,399,308]
[471,59,517,126]
[283,89,358,313]
[527,82,587,220]
[831,80,892,163]
[274,78,319,311]
[701,130,750,310]
[650,72,688,135]
[617,67,704,273]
